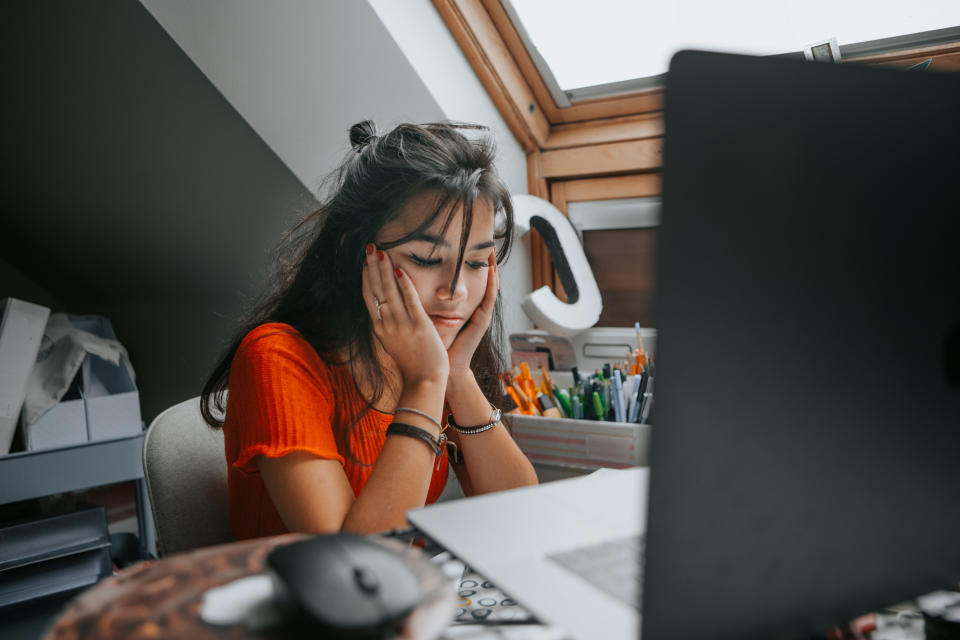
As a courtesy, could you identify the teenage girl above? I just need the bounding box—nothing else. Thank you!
[200,121,538,538]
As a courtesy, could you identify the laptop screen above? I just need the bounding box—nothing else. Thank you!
[642,50,960,639]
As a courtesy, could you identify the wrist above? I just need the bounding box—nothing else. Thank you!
[446,367,477,390]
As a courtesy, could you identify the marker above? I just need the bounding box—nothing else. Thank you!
[554,386,572,418]
[506,386,523,413]
[537,393,562,418]
[582,380,594,420]
[520,361,533,384]
[591,391,605,421]
[571,395,581,420]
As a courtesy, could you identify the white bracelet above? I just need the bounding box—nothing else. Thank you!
[393,407,442,432]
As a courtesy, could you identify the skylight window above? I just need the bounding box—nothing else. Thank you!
[508,0,960,95]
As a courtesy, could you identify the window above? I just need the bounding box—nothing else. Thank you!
[506,0,960,101]
[567,198,659,327]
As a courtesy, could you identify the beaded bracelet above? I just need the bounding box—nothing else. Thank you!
[393,407,442,432]
[386,422,444,458]
[447,405,502,435]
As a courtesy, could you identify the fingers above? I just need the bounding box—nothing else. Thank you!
[374,249,404,323]
[393,264,427,318]
[478,250,499,314]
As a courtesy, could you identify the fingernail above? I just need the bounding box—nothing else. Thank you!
[366,243,374,255]
[377,250,385,261]
[395,268,403,278]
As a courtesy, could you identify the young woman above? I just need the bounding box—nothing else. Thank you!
[200,121,538,539]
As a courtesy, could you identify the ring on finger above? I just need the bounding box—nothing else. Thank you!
[372,295,387,320]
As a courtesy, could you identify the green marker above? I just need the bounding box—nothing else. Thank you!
[591,391,605,421]
[555,387,572,417]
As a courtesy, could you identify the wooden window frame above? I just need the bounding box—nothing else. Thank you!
[433,0,960,292]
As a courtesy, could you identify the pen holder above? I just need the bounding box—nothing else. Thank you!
[503,414,650,471]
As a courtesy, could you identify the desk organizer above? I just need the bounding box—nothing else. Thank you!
[24,315,142,451]
[0,505,112,608]
[503,414,650,470]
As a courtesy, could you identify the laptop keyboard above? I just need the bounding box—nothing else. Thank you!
[546,534,645,612]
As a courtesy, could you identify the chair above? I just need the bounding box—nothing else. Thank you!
[142,396,233,555]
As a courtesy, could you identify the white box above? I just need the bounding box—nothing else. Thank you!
[23,315,141,450]
[72,316,142,443]
[503,413,650,471]
[0,298,51,455]
[23,396,87,450]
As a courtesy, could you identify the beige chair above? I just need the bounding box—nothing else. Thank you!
[142,396,233,555]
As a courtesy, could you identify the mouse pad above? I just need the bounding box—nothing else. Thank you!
[453,570,534,624]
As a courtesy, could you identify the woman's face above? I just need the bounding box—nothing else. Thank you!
[376,192,496,349]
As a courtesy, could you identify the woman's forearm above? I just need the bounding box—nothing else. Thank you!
[445,369,538,495]
[341,379,447,533]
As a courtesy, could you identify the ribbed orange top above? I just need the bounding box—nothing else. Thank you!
[222,323,447,540]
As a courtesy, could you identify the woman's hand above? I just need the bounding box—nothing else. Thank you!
[362,244,449,386]
[446,250,498,375]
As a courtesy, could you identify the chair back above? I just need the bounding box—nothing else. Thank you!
[142,396,232,555]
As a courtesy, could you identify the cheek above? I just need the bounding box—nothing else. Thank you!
[465,270,489,306]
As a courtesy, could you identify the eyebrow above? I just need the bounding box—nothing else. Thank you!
[409,232,494,251]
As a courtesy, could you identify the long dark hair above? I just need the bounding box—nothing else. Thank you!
[200,121,514,454]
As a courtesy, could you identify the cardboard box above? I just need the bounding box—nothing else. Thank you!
[0,298,51,455]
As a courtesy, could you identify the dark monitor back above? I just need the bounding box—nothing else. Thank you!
[642,50,960,639]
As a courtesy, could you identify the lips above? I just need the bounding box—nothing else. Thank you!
[429,315,464,328]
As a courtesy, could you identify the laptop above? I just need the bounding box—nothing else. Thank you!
[411,50,960,640]
[409,467,645,639]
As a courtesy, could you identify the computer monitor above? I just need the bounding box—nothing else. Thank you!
[642,50,960,639]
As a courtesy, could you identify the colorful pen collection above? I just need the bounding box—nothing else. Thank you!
[503,347,655,425]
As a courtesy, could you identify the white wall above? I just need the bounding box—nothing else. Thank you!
[141,0,534,340]
[367,0,533,340]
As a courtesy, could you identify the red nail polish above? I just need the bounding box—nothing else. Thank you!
[377,250,385,261]
[366,244,374,255]
[395,268,403,278]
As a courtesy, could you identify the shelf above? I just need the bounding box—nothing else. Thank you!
[0,434,145,505]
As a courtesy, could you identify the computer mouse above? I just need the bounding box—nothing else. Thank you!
[266,533,425,638]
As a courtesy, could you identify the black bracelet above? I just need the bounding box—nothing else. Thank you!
[386,422,444,458]
[447,405,502,435]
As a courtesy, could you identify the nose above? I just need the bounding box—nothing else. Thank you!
[436,265,468,302]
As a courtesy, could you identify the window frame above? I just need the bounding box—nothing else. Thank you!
[433,0,960,296]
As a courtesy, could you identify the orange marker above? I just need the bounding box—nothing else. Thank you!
[506,386,524,413]
[520,361,533,384]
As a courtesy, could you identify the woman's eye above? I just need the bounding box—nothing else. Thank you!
[409,254,441,267]
[466,261,489,270]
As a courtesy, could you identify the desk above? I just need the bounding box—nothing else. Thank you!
[42,533,530,640]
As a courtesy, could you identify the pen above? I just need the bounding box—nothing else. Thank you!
[571,396,581,420]
[612,371,624,423]
[582,380,594,420]
[639,377,654,424]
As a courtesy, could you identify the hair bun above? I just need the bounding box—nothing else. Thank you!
[349,121,377,151]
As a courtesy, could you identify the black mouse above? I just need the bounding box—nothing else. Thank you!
[266,533,424,638]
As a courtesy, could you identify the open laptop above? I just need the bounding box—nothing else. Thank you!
[410,50,960,639]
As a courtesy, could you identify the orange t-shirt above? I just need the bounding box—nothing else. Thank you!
[222,323,448,540]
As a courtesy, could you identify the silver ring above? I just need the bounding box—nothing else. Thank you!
[373,296,385,320]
